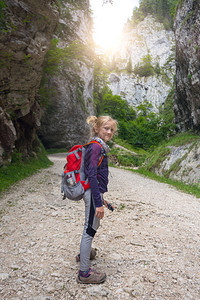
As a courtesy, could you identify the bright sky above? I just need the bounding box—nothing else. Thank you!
[90,0,140,51]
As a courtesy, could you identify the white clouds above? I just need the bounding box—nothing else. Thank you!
[90,0,139,50]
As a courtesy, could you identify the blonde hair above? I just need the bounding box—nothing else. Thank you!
[87,115,118,137]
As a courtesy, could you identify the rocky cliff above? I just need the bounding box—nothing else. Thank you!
[108,16,175,112]
[174,0,200,131]
[0,0,94,165]
[0,0,59,165]
[144,0,200,186]
[146,138,200,187]
[38,0,94,149]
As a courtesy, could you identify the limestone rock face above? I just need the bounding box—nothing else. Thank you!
[109,72,171,111]
[151,141,200,186]
[0,0,59,164]
[109,16,175,112]
[39,0,94,149]
[174,0,200,131]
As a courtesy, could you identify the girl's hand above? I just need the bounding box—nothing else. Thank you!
[95,206,104,219]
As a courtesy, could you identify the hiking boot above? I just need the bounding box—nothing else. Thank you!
[75,248,97,262]
[76,268,106,284]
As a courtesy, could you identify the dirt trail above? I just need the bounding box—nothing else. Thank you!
[0,153,200,299]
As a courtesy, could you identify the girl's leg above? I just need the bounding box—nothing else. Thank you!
[80,189,100,272]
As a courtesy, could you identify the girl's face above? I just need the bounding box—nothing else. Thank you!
[95,121,115,143]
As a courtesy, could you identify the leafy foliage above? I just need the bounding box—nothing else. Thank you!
[93,55,111,115]
[42,38,90,75]
[98,90,136,121]
[55,0,89,10]
[130,0,180,29]
[39,38,92,109]
[159,84,176,133]
[93,52,176,150]
[126,57,133,74]
[119,100,176,149]
[95,85,176,149]
[108,147,145,167]
[133,53,155,77]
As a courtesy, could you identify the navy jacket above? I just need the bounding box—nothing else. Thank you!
[84,143,108,207]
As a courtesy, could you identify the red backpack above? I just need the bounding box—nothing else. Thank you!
[61,141,104,200]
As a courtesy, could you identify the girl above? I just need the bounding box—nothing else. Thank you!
[76,115,118,284]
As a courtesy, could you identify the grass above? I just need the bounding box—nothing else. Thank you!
[108,147,145,167]
[112,137,147,155]
[0,146,53,194]
[165,132,200,147]
[46,148,67,154]
[144,132,200,172]
[107,137,147,167]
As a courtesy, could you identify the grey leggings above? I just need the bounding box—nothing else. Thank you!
[80,188,101,271]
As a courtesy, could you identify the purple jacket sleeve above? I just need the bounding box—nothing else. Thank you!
[85,143,103,207]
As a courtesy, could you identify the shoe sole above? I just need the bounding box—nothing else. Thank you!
[76,274,106,284]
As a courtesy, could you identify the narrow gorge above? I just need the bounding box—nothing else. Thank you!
[0,0,200,184]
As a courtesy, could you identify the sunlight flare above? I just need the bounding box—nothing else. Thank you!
[90,0,139,51]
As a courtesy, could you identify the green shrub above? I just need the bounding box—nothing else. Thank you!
[39,38,90,109]
[99,93,136,121]
[42,38,90,76]
[126,57,133,74]
[117,101,172,149]
[133,54,155,77]
[108,146,145,167]
[93,53,176,151]
[154,62,161,75]
[129,0,179,29]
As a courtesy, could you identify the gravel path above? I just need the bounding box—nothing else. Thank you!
[0,153,200,299]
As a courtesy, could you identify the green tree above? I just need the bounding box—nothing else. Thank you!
[130,0,179,29]
[99,93,136,121]
[126,57,133,74]
[133,53,154,77]
[93,55,110,115]
[117,101,176,149]
[92,51,176,150]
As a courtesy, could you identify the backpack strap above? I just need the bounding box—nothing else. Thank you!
[66,147,82,159]
[83,140,105,167]
[98,154,104,167]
